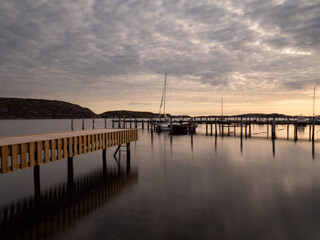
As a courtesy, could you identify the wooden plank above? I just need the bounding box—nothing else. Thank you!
[44,140,50,163]
[87,135,91,152]
[91,135,95,152]
[51,139,56,161]
[36,141,43,164]
[95,134,98,151]
[68,137,73,157]
[20,143,28,169]
[11,144,19,171]
[63,138,68,158]
[83,135,87,153]
[1,145,9,173]
[29,142,36,167]
[74,136,78,156]
[102,133,106,149]
[57,139,62,160]
[78,136,83,154]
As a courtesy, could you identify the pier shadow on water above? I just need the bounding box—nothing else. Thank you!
[0,164,138,240]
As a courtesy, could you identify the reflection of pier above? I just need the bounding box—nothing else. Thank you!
[0,166,138,240]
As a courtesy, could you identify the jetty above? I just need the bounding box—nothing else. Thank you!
[0,128,138,174]
[112,116,317,141]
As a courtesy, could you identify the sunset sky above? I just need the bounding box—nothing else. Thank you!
[1,0,320,116]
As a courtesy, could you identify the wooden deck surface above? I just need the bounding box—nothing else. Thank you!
[0,128,138,174]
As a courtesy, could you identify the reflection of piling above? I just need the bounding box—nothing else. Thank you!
[71,119,74,131]
[234,124,236,136]
[142,120,144,129]
[287,124,289,140]
[126,143,131,173]
[228,124,230,136]
[248,124,251,137]
[135,118,137,128]
[93,118,95,129]
[82,118,85,130]
[210,123,213,135]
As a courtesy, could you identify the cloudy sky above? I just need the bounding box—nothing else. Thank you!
[1,0,320,115]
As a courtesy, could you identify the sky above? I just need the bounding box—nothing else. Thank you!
[1,0,320,116]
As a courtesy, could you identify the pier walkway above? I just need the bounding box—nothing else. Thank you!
[0,128,138,174]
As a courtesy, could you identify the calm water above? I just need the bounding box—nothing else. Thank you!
[1,120,320,239]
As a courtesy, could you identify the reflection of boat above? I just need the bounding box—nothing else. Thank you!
[0,167,138,240]
[156,73,170,132]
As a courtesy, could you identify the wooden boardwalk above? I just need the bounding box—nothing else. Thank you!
[0,128,138,174]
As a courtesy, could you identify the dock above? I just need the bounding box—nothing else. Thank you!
[0,128,138,174]
[112,116,316,141]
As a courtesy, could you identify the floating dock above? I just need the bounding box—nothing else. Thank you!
[0,128,138,174]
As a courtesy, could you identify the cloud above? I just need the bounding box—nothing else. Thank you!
[0,0,320,114]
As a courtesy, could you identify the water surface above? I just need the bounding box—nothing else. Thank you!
[0,120,320,239]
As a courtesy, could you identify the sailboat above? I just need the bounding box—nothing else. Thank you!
[156,73,170,132]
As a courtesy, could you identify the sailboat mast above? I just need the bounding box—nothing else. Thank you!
[313,84,316,117]
[164,72,167,117]
[221,96,223,117]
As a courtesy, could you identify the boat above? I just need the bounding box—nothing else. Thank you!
[170,122,197,135]
[296,115,307,126]
[156,73,170,132]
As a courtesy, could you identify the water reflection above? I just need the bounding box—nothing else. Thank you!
[0,165,138,240]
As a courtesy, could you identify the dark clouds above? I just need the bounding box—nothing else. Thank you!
[0,0,320,113]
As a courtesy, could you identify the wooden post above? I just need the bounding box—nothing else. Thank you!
[228,124,230,136]
[312,118,315,142]
[240,117,243,138]
[71,119,74,131]
[206,117,208,135]
[126,143,131,173]
[249,124,251,137]
[130,119,132,128]
[34,165,40,198]
[102,148,107,175]
[267,124,269,138]
[309,124,312,141]
[148,119,150,130]
[112,119,114,128]
[135,118,137,128]
[67,157,74,191]
[105,118,107,129]
[287,124,289,140]
[210,123,213,135]
[123,118,126,128]
[272,119,276,139]
[215,118,217,136]
[82,118,85,130]
[294,124,298,141]
[234,123,236,136]
[142,120,144,129]
[93,118,95,129]
[118,117,121,128]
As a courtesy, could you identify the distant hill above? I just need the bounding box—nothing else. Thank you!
[99,110,169,119]
[0,98,96,119]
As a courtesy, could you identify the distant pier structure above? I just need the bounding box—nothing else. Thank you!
[112,116,317,141]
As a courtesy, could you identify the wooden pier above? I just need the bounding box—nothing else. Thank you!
[0,128,138,174]
[112,116,317,141]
